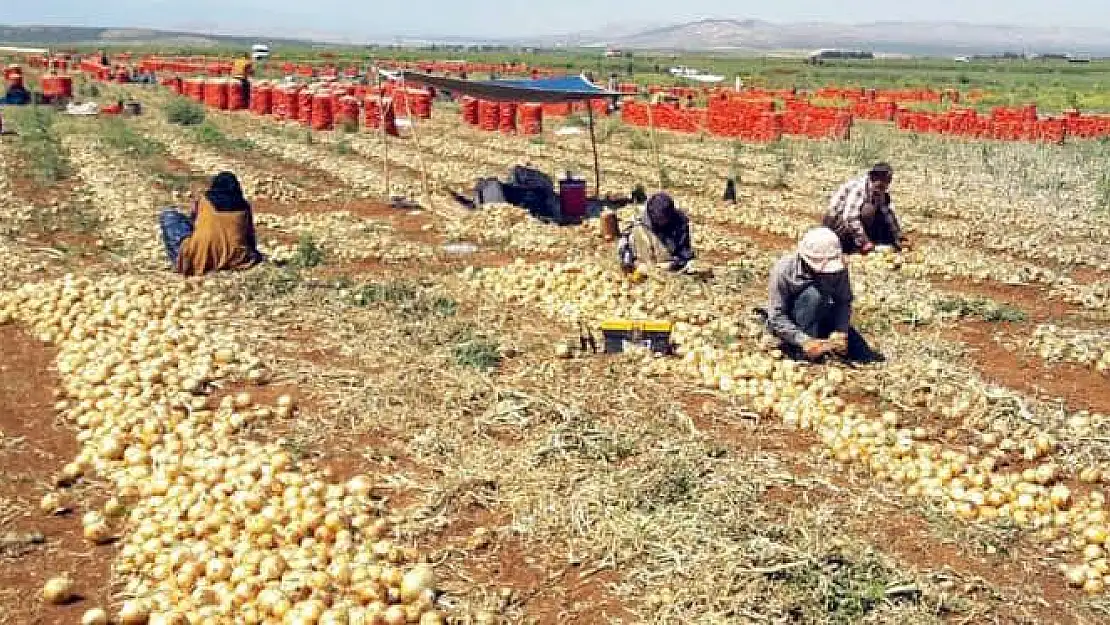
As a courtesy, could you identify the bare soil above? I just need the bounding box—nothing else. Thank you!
[0,326,115,624]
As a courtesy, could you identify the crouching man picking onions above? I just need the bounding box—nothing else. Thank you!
[762,227,882,363]
[617,192,697,279]
[823,162,910,255]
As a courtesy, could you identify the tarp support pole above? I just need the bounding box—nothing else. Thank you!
[381,95,391,198]
[400,75,432,206]
[587,104,600,198]
[645,99,664,191]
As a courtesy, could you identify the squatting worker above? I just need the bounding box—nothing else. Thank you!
[823,162,908,255]
[231,52,254,108]
[159,171,264,276]
[618,192,696,274]
[764,227,880,363]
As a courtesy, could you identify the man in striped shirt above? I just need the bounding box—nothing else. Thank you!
[823,163,908,255]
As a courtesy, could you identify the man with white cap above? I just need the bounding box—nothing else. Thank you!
[764,227,877,362]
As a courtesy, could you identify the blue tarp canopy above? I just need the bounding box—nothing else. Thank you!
[399,71,619,103]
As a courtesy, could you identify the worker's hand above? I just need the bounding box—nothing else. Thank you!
[859,241,875,255]
[828,332,849,355]
[897,235,913,252]
[802,339,831,361]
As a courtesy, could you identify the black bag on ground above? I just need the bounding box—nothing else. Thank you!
[507,165,558,217]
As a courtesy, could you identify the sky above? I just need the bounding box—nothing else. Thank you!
[5,0,1110,40]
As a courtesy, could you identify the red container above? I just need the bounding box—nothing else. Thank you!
[478,100,499,131]
[364,96,382,129]
[406,89,432,119]
[499,102,517,133]
[311,92,334,130]
[204,79,229,110]
[559,178,587,221]
[297,90,314,126]
[41,75,73,99]
[184,78,205,102]
[228,79,246,111]
[519,103,542,135]
[273,86,299,120]
[337,96,359,129]
[253,84,273,115]
[461,96,479,125]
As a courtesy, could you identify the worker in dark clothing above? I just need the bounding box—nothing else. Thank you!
[618,192,696,274]
[2,70,30,105]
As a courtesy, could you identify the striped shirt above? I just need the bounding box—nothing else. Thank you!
[825,176,901,249]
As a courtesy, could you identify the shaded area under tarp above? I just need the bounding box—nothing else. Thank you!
[399,71,619,103]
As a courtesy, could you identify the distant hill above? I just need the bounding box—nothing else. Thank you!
[0,25,326,49]
[563,18,1110,56]
[4,20,1110,57]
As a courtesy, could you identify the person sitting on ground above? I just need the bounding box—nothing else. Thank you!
[159,171,264,276]
[763,227,881,363]
[618,192,696,274]
[823,162,909,255]
[2,71,31,106]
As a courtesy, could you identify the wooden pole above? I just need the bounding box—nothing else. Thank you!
[400,76,432,206]
[586,102,601,198]
[645,97,664,190]
[381,93,391,199]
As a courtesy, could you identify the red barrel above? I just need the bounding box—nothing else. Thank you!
[338,95,359,129]
[330,90,343,119]
[559,178,587,220]
[1022,104,1038,123]
[461,96,479,125]
[499,102,518,133]
[297,90,314,126]
[278,86,301,120]
[311,92,334,130]
[204,79,229,110]
[185,78,205,102]
[228,79,246,111]
[478,100,499,131]
[408,89,432,119]
[41,75,74,99]
[519,103,542,135]
[364,96,382,129]
[253,84,273,115]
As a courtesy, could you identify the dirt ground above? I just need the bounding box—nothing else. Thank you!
[0,326,115,624]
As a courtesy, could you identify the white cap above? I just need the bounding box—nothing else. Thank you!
[798,227,845,273]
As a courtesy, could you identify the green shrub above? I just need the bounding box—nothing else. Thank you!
[164,98,206,126]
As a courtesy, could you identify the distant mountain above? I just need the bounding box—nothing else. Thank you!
[4,20,1110,57]
[0,25,327,48]
[575,18,1110,56]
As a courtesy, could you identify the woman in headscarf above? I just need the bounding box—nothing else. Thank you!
[159,171,264,276]
[617,192,695,274]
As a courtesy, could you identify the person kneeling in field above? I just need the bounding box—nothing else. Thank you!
[823,162,910,255]
[763,227,881,363]
[618,192,696,276]
[159,171,264,276]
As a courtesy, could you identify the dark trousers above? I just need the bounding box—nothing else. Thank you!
[785,286,882,363]
[159,209,194,265]
[825,215,897,254]
[239,78,251,108]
